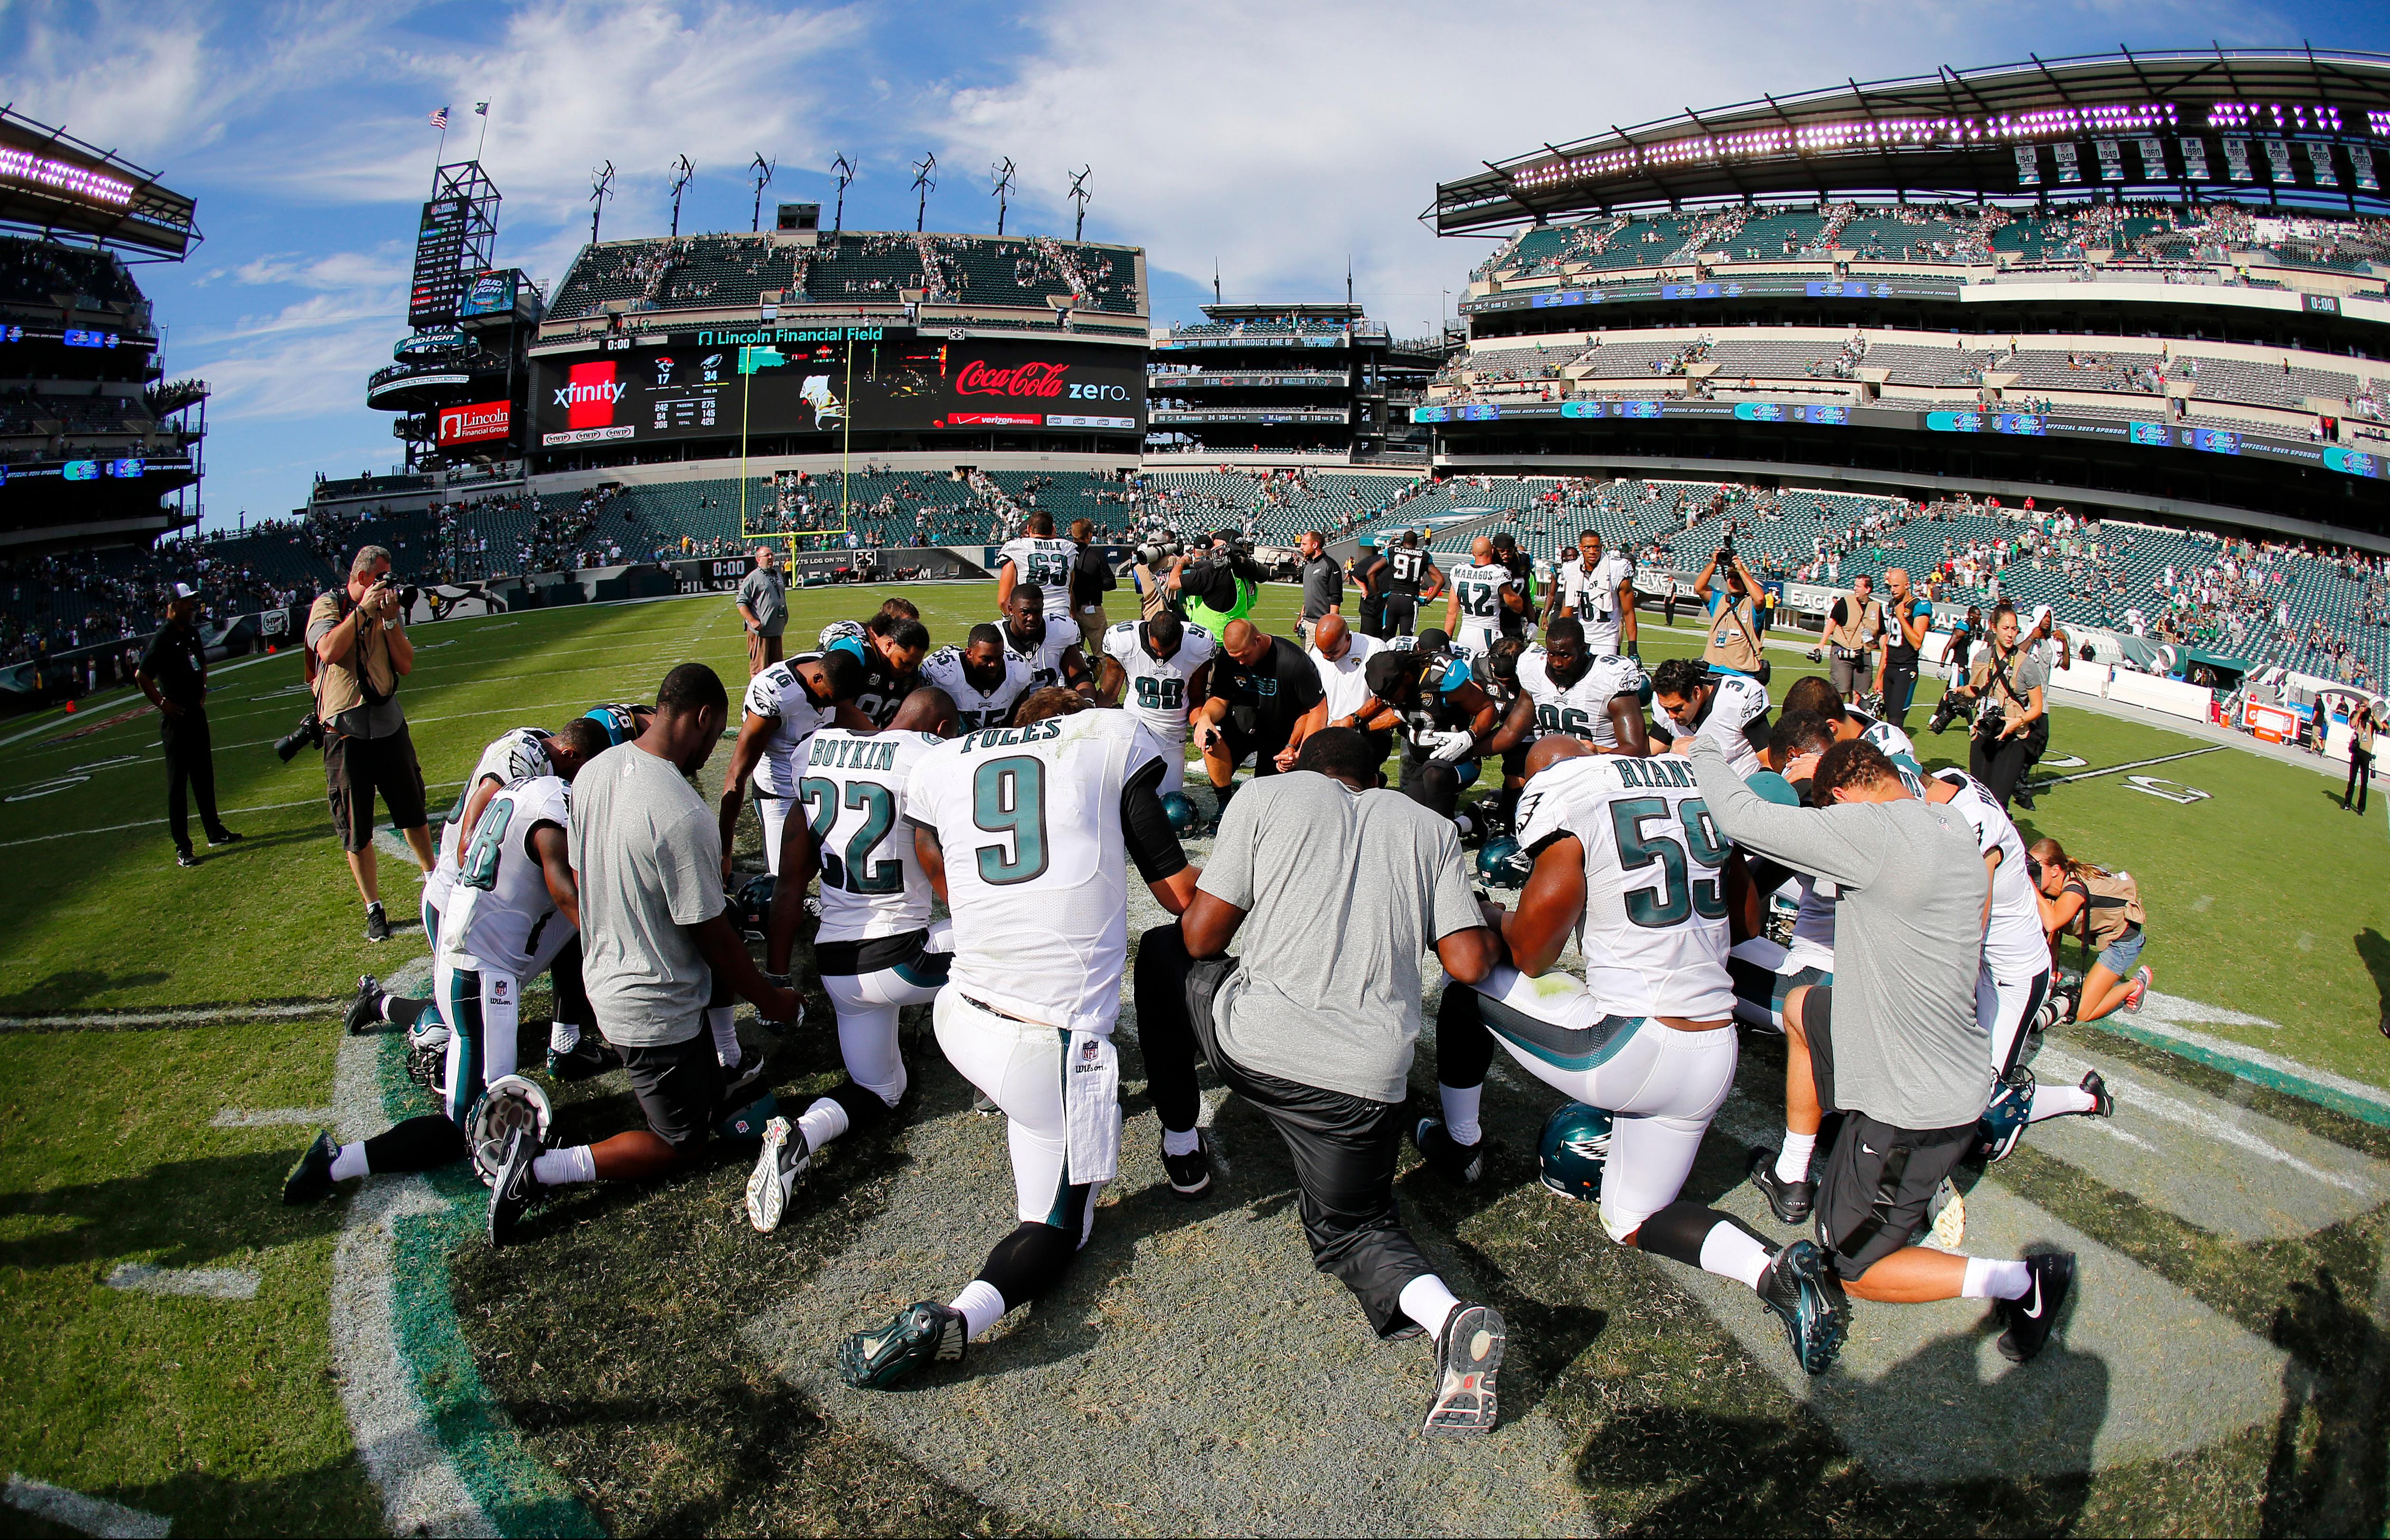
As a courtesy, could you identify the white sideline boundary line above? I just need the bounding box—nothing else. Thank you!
[213,1106,334,1127]
[104,1263,260,1301]
[5,1473,171,1537]
[0,1003,326,1030]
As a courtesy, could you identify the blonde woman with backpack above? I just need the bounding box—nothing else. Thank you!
[2027,837,2150,1022]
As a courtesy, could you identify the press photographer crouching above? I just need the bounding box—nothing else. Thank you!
[306,545,437,942]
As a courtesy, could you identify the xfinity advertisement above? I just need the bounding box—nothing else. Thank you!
[534,334,1144,448]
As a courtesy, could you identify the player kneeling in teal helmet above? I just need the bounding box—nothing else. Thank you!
[1412,734,1851,1377]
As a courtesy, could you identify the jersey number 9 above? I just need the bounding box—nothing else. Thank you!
[971,756,1050,886]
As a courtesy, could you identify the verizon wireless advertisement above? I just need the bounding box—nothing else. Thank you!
[533,335,1144,448]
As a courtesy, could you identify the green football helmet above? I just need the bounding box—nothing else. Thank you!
[733,873,776,939]
[1160,791,1201,836]
[1537,1101,1613,1202]
[1475,835,1532,888]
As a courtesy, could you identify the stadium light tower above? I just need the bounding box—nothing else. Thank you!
[1067,165,1092,242]
[668,155,695,239]
[991,157,1016,236]
[831,153,856,235]
[912,152,937,233]
[589,160,615,245]
[749,153,775,233]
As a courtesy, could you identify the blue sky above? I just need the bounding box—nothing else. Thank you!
[7,0,2389,531]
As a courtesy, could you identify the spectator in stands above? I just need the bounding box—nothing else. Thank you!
[135,582,241,869]
[736,546,788,676]
[308,546,434,943]
[2346,702,2376,814]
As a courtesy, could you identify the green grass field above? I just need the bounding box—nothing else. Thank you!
[3,580,2387,1537]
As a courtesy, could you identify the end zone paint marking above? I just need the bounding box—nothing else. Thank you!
[4,1473,171,1538]
[104,1263,260,1301]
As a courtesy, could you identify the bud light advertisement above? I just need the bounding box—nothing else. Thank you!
[534,335,1144,448]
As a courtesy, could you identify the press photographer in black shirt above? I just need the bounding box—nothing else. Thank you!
[137,582,241,868]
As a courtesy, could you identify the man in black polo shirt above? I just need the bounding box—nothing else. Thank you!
[136,583,241,868]
[1192,618,1327,819]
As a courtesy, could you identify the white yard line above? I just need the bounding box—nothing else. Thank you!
[104,1264,261,1301]
[4,1474,172,1538]
[212,1106,335,1128]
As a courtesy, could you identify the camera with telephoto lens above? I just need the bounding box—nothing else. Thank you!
[275,709,326,763]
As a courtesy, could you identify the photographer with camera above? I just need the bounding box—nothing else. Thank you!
[1693,539,1768,681]
[137,582,241,869]
[1952,602,2048,812]
[306,546,435,943]
[1821,574,1883,701]
[1169,529,1262,636]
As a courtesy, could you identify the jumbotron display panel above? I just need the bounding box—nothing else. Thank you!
[532,329,1144,448]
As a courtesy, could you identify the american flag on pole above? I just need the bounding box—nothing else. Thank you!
[429,105,450,130]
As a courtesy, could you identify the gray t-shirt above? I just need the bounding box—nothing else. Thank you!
[1202,772,1482,1103]
[1980,642,2047,710]
[1299,554,1344,622]
[737,567,787,636]
[569,743,725,1046]
[1685,735,1992,1130]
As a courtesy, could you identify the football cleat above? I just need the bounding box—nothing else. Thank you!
[720,1046,769,1107]
[486,1128,538,1248]
[344,975,384,1036]
[2081,1070,2116,1118]
[282,1128,340,1205]
[1757,1240,1848,1376]
[837,1300,969,1390]
[1997,1251,2076,1363]
[1976,1068,2037,1163]
[1422,1302,1505,1437]
[1747,1147,1816,1224]
[746,1116,812,1233]
[546,1036,620,1082]
[1412,1119,1485,1186]
[364,903,391,943]
[1160,1133,1213,1201]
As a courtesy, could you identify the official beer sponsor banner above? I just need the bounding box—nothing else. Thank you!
[533,334,1144,447]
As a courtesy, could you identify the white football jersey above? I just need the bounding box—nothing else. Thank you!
[1848,708,1926,795]
[1516,753,1734,1019]
[1515,645,1648,750]
[425,727,551,912]
[906,709,1163,1035]
[1447,560,1517,649]
[443,774,576,980]
[998,537,1078,617]
[1308,632,1384,723]
[796,728,944,945]
[1002,613,1083,690]
[922,646,1036,731]
[1103,620,1215,739]
[742,654,840,798]
[1784,873,1838,967]
[1663,672,1770,777]
[1561,553,1636,652]
[1932,769,2047,980]
[816,619,867,653]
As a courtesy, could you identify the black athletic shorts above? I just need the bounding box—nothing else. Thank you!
[325,726,429,852]
[1801,986,1976,1277]
[617,1032,723,1155]
[1219,722,1292,778]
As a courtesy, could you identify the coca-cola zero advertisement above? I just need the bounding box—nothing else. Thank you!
[534,334,1143,448]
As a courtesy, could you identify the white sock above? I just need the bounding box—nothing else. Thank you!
[549,1019,581,1054]
[1398,1273,1462,1340]
[378,996,400,1022]
[2028,1085,2100,1122]
[531,1144,598,1187]
[330,1142,370,1182]
[707,1005,739,1066]
[1962,1256,2031,1300]
[1774,1130,1818,1184]
[796,1098,850,1150]
[950,1278,1006,1340]
[1438,1083,1484,1147]
[1160,1126,1200,1157]
[1699,1222,1775,1292]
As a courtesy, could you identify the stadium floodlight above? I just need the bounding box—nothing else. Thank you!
[1067,165,1092,242]
[912,152,937,233]
[669,155,695,239]
[589,160,615,245]
[831,154,856,235]
[750,153,775,233]
[991,157,1016,236]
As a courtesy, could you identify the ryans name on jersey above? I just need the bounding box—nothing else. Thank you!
[1609,755,1699,791]
[807,735,908,773]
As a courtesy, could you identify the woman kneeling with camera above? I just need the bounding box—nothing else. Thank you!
[2028,837,2152,1022]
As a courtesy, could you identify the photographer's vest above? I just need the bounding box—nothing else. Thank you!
[1184,572,1257,636]
[307,589,397,724]
[1702,595,1765,674]
[1824,594,1881,656]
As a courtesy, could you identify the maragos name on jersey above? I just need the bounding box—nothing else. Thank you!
[959,719,1067,753]
[807,736,906,772]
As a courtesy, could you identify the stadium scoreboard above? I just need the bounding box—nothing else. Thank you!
[532,329,1145,448]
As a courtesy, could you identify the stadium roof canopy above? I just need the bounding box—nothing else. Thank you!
[1431,48,2390,232]
[0,107,197,258]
